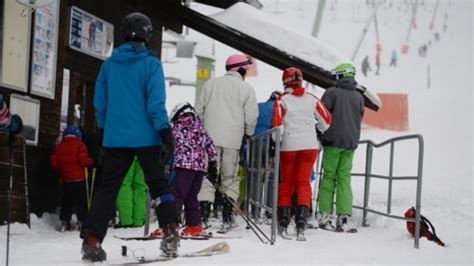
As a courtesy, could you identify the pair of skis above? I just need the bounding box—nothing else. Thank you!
[121,241,230,264]
[315,222,358,233]
[279,229,307,241]
[278,222,357,241]
[114,231,240,241]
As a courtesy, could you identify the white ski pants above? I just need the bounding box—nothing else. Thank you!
[198,146,240,202]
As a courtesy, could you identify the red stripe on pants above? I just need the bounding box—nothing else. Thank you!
[278,149,318,208]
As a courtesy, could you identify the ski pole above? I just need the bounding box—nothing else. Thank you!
[84,168,90,210]
[314,148,324,219]
[89,168,96,207]
[206,176,270,244]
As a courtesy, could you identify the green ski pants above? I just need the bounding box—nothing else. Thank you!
[317,146,355,215]
[116,156,148,226]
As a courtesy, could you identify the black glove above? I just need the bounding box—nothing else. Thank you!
[316,129,323,142]
[159,128,174,165]
[269,138,276,158]
[97,128,104,147]
[207,160,218,185]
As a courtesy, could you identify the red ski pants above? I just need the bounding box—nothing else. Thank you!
[278,149,318,208]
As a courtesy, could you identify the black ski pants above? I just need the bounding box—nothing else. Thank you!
[82,146,178,242]
[59,180,87,223]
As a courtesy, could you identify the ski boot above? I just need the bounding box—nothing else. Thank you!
[59,221,71,232]
[182,224,204,236]
[318,212,335,230]
[200,201,211,228]
[295,205,308,241]
[81,231,107,262]
[277,207,291,239]
[160,223,180,257]
[221,199,234,233]
[336,214,357,233]
[75,221,82,231]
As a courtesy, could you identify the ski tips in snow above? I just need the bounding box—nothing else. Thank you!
[120,241,230,264]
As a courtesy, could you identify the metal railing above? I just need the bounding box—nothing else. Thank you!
[351,134,424,248]
[245,128,281,244]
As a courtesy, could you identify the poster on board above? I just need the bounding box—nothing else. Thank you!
[0,0,31,92]
[60,68,70,134]
[9,94,41,146]
[30,0,60,99]
[69,6,114,60]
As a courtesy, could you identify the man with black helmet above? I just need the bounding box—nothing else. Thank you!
[80,12,179,262]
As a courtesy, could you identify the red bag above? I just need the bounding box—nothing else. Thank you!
[404,207,445,247]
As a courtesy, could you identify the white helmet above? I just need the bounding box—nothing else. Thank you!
[170,102,195,123]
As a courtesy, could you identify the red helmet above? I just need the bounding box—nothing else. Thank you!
[282,67,303,88]
[225,54,252,72]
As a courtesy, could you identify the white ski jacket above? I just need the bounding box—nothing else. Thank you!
[272,87,332,151]
[195,71,258,149]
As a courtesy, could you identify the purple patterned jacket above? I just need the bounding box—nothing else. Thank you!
[171,116,217,172]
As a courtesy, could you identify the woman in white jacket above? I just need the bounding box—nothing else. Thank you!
[272,67,332,240]
[195,54,258,230]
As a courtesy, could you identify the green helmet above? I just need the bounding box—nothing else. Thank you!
[332,63,356,78]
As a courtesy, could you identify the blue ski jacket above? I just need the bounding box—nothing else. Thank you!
[94,42,169,147]
[255,99,275,136]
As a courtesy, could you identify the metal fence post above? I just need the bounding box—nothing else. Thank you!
[414,136,424,249]
[362,143,373,227]
[387,142,395,214]
[271,130,281,244]
[144,193,151,236]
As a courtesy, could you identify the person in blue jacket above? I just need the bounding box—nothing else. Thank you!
[250,90,281,218]
[80,12,179,262]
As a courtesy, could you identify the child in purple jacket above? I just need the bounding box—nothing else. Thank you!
[170,102,218,236]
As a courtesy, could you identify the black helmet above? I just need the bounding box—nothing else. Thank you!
[269,90,282,101]
[121,12,153,44]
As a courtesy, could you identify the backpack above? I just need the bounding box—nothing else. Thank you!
[404,207,445,247]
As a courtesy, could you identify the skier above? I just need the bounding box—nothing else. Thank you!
[375,52,381,75]
[389,49,398,67]
[317,63,364,233]
[272,67,332,240]
[169,102,218,236]
[361,55,371,77]
[195,54,258,231]
[115,156,147,228]
[253,90,282,218]
[80,12,179,262]
[50,126,93,232]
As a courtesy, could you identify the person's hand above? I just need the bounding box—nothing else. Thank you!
[207,160,218,185]
[97,128,104,147]
[316,129,323,142]
[159,128,174,165]
[269,138,276,158]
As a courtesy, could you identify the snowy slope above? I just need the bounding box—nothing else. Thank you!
[1,0,472,265]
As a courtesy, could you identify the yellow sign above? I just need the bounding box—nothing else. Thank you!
[197,69,209,79]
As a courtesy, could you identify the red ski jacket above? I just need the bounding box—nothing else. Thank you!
[50,136,93,182]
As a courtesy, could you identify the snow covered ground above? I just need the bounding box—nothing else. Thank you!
[1,0,472,265]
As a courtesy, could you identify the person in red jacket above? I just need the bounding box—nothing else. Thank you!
[50,126,93,231]
[272,67,331,240]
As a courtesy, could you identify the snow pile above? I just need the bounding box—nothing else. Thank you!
[210,2,350,70]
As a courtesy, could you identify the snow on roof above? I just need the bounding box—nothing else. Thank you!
[210,2,351,71]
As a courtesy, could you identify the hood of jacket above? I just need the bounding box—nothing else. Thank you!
[225,71,244,80]
[111,42,155,63]
[335,77,358,91]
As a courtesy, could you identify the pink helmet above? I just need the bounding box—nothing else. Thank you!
[225,54,252,72]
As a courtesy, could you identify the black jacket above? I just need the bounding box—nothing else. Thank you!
[321,77,365,150]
